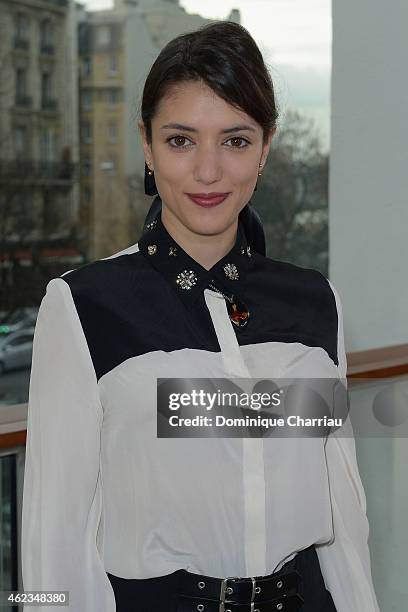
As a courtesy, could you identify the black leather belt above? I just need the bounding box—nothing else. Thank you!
[175,563,304,612]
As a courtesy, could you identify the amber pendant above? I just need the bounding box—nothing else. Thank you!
[226,295,250,328]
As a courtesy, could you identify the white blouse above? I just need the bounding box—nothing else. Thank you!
[21,212,380,612]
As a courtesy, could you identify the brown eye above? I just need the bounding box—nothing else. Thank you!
[226,137,250,148]
[167,135,192,148]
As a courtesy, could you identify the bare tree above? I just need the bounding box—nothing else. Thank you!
[253,108,329,274]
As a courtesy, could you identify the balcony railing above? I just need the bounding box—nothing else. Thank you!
[14,36,29,51]
[40,42,55,55]
[347,343,408,379]
[41,98,58,112]
[14,95,32,109]
[0,160,76,183]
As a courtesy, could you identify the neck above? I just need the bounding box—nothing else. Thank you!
[161,205,238,271]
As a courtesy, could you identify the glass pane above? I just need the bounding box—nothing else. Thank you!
[0,454,18,612]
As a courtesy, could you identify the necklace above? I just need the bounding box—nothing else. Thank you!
[208,282,250,328]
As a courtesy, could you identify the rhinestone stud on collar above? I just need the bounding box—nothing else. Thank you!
[223,263,239,280]
[176,269,198,290]
[240,245,251,258]
[147,244,157,255]
[146,219,158,231]
[169,246,178,256]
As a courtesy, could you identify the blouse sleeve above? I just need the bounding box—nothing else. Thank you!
[21,277,116,611]
[314,279,380,612]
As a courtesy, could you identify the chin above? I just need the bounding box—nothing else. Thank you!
[184,209,239,235]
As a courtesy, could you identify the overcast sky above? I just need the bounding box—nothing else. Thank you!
[81,0,332,151]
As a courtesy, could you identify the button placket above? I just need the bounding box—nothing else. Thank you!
[204,289,248,377]
[203,288,266,578]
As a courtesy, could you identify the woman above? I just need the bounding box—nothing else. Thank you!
[21,21,379,612]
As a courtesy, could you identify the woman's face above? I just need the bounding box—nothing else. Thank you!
[138,80,275,237]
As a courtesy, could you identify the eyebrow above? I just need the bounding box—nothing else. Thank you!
[160,123,257,134]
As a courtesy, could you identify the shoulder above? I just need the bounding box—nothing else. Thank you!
[249,252,340,365]
[57,241,147,300]
[252,252,337,313]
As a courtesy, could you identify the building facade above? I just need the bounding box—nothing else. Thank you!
[77,0,240,261]
[0,0,79,282]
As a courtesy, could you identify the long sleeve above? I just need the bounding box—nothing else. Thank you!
[315,280,380,611]
[21,278,116,611]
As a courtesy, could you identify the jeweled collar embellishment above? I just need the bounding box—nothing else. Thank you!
[223,262,239,280]
[176,270,198,290]
[146,219,158,231]
[207,282,250,328]
[138,214,251,325]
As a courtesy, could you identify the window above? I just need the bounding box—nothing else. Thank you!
[16,13,29,39]
[16,68,27,97]
[15,68,30,106]
[82,120,92,143]
[107,88,118,105]
[107,121,117,143]
[14,126,27,159]
[40,19,53,48]
[41,73,56,110]
[82,154,91,176]
[81,90,92,110]
[82,57,92,77]
[97,25,111,46]
[39,128,56,161]
[83,186,92,202]
[41,72,51,101]
[108,55,118,75]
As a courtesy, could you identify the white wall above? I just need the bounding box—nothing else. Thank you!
[330,4,408,610]
[329,0,408,352]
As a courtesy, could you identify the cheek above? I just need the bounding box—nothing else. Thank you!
[228,160,258,184]
[155,150,188,182]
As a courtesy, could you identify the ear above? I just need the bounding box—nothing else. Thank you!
[137,119,153,170]
[260,126,277,167]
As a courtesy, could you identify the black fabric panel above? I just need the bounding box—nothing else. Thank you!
[236,254,339,366]
[60,250,338,382]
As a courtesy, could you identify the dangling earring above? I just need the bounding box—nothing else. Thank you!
[254,162,263,191]
[144,162,158,196]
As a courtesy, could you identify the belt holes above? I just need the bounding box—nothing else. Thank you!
[276,603,284,610]
[255,586,261,593]
[197,581,206,589]
[196,605,205,611]
[276,580,283,588]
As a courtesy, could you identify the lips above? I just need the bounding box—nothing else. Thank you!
[186,193,230,207]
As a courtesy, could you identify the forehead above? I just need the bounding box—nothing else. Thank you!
[153,80,258,129]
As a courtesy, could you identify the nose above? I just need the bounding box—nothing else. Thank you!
[193,145,223,184]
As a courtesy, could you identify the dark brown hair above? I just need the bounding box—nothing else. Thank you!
[140,20,279,146]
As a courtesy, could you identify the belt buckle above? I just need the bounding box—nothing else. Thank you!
[219,576,256,612]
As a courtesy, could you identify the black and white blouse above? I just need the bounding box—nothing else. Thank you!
[21,207,379,612]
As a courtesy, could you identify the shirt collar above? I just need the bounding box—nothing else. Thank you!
[138,207,252,310]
